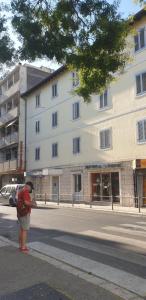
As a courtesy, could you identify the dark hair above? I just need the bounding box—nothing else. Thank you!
[25,181,34,190]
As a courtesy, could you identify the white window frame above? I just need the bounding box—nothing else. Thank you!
[135,71,146,96]
[73,137,80,154]
[137,118,146,144]
[134,26,146,53]
[52,143,58,158]
[52,82,58,98]
[35,120,40,134]
[99,128,112,150]
[52,112,58,128]
[72,102,80,120]
[99,90,108,110]
[72,72,79,88]
[35,147,40,160]
[36,94,40,108]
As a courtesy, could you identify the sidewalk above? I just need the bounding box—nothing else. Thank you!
[0,236,121,300]
[36,201,146,216]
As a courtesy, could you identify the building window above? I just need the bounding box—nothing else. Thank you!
[74,174,82,193]
[52,143,58,157]
[52,112,58,128]
[134,28,145,52]
[100,129,112,149]
[100,90,108,109]
[36,95,40,107]
[73,102,80,120]
[35,121,40,133]
[73,137,80,154]
[136,72,146,95]
[14,70,19,83]
[6,150,11,161]
[137,119,146,143]
[72,72,79,87]
[52,83,58,98]
[7,76,13,89]
[7,100,12,112]
[35,147,40,160]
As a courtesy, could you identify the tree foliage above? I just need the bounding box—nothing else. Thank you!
[11,0,130,102]
[0,4,14,66]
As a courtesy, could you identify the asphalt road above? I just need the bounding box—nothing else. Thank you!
[0,204,146,300]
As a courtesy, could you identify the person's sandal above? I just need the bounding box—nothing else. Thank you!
[20,247,29,253]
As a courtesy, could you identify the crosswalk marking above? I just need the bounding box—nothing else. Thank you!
[137,222,146,225]
[54,235,146,267]
[28,241,146,297]
[102,225,146,237]
[79,230,146,249]
[122,224,146,231]
[0,240,9,247]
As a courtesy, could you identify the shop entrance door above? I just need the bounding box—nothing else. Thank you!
[143,176,146,205]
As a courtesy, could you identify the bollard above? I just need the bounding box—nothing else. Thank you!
[45,193,47,205]
[57,194,60,206]
[111,196,114,211]
[138,196,141,213]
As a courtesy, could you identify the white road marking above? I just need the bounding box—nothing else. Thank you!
[28,241,146,297]
[54,235,146,266]
[102,226,146,237]
[79,230,146,250]
[137,222,146,225]
[30,249,141,300]
[122,224,146,231]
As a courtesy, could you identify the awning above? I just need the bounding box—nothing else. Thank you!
[6,119,17,128]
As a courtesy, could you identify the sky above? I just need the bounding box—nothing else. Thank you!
[3,0,143,71]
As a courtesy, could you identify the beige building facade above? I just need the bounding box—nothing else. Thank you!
[23,9,146,206]
[0,64,52,187]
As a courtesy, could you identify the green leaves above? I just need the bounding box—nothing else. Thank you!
[0,7,14,66]
[11,0,130,101]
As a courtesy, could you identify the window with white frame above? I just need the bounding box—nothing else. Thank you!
[99,90,108,109]
[72,72,79,87]
[52,83,58,98]
[137,119,146,143]
[52,143,58,157]
[100,129,112,149]
[73,102,80,120]
[52,112,58,128]
[35,147,40,160]
[74,174,82,193]
[36,94,40,107]
[134,27,145,52]
[73,137,80,154]
[35,121,40,133]
[136,72,146,95]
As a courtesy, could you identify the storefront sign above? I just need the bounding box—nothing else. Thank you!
[136,159,146,169]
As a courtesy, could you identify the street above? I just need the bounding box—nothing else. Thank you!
[0,205,146,299]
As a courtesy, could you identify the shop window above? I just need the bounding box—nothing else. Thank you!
[74,174,82,193]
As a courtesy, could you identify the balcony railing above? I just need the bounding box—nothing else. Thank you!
[0,159,17,173]
[0,132,18,148]
[0,107,18,126]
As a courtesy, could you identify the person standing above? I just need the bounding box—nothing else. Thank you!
[17,181,36,253]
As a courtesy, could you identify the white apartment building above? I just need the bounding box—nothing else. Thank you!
[22,9,146,207]
[0,63,52,187]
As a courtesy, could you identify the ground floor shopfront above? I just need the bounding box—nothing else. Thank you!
[26,160,137,207]
[0,172,24,188]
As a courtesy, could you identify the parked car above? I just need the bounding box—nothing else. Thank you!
[0,184,24,206]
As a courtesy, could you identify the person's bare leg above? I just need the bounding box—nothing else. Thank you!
[19,228,22,248]
[21,229,27,248]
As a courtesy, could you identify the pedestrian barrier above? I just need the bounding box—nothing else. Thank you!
[34,193,146,213]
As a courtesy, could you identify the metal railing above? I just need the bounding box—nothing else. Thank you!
[34,193,146,213]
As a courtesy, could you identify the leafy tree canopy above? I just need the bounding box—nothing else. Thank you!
[11,0,130,101]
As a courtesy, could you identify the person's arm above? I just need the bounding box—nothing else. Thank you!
[23,190,32,207]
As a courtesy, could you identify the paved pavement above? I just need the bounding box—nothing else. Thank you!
[1,205,146,299]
